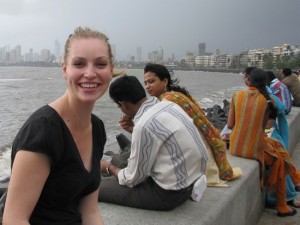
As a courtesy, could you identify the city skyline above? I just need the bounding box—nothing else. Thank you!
[2,39,299,63]
[0,0,299,61]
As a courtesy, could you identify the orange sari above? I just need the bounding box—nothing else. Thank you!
[159,91,234,181]
[229,87,300,212]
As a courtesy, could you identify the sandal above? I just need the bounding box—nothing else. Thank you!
[288,199,300,208]
[277,208,297,217]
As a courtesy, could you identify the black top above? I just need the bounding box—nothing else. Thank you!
[11,105,106,225]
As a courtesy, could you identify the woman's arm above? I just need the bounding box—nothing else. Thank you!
[265,119,275,129]
[3,151,50,225]
[80,189,104,225]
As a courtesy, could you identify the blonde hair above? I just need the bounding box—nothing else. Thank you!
[64,26,114,66]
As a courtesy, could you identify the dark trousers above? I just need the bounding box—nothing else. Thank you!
[99,177,193,211]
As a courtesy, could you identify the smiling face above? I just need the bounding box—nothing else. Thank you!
[144,71,167,97]
[63,38,113,104]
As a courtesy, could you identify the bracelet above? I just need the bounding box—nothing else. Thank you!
[106,163,112,174]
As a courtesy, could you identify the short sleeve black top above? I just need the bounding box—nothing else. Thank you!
[11,105,106,225]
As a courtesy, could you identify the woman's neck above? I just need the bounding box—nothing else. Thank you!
[49,94,93,130]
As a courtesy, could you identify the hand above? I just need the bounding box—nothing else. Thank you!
[221,133,230,141]
[100,160,109,174]
[100,160,120,177]
[119,115,134,133]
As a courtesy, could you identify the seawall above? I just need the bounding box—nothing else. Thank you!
[98,106,300,225]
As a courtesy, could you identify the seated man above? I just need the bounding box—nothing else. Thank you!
[281,68,300,107]
[99,75,208,211]
[266,70,292,114]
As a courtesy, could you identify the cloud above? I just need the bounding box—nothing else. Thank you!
[0,0,299,60]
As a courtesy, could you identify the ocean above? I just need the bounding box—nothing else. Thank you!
[0,66,245,178]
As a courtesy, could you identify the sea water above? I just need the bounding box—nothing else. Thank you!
[0,67,245,178]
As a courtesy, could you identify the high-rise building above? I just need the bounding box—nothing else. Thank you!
[54,40,61,57]
[198,42,206,56]
[40,49,51,62]
[10,45,22,63]
[137,47,142,63]
[0,47,7,62]
[213,49,220,56]
[25,48,34,62]
[148,47,164,63]
[158,47,163,62]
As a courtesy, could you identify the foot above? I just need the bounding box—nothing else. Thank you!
[288,199,300,208]
[277,207,297,217]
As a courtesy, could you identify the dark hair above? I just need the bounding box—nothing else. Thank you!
[244,67,257,77]
[249,69,277,119]
[282,68,292,77]
[109,75,146,104]
[144,63,189,96]
[265,71,276,86]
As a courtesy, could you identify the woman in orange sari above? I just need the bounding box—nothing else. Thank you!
[227,68,300,217]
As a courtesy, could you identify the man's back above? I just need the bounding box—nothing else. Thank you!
[282,73,300,104]
[120,100,208,190]
[270,78,292,113]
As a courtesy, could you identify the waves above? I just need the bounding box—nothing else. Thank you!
[0,145,11,178]
[0,78,29,80]
[0,67,246,178]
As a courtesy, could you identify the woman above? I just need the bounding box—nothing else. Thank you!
[141,63,240,183]
[265,89,300,208]
[3,27,114,225]
[227,68,300,217]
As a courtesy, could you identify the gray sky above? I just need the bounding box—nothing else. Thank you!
[0,0,299,61]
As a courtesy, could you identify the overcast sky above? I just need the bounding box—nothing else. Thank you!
[0,0,299,61]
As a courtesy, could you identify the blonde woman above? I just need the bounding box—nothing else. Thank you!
[3,27,114,225]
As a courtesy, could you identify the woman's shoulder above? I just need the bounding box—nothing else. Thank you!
[29,105,60,120]
[233,89,247,97]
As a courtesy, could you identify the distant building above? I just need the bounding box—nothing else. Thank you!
[148,51,159,63]
[130,56,135,63]
[213,49,220,56]
[195,55,212,68]
[54,40,61,57]
[0,47,6,62]
[185,52,195,68]
[198,42,206,56]
[148,47,164,63]
[25,48,34,62]
[10,45,22,63]
[158,47,164,62]
[136,46,142,63]
[40,49,51,62]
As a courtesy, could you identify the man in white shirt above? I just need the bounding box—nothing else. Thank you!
[99,75,208,210]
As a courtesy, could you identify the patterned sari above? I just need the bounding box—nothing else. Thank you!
[159,91,234,181]
[229,87,300,190]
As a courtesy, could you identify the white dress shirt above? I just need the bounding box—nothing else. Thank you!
[118,97,208,191]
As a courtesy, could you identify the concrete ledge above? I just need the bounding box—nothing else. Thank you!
[99,107,300,225]
[287,106,300,154]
